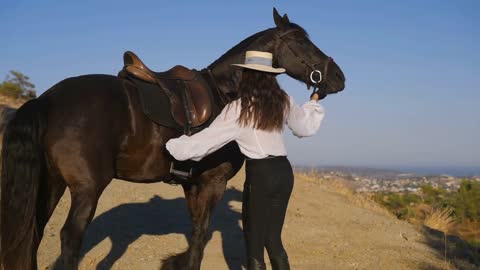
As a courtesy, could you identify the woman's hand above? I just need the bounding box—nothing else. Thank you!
[310,90,327,101]
[310,92,320,101]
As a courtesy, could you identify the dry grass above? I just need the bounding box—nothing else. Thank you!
[453,220,480,244]
[424,207,456,234]
[424,207,456,264]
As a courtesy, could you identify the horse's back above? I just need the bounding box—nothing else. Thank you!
[41,74,174,183]
[41,74,132,181]
[42,74,126,107]
[42,74,129,138]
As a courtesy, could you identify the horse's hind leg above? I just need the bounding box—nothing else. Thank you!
[59,176,112,270]
[161,174,227,270]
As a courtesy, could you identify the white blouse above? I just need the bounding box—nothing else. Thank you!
[165,95,325,161]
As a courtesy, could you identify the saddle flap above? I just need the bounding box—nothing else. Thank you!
[187,80,212,124]
[154,77,212,127]
[119,51,214,134]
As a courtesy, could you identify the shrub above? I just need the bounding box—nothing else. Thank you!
[0,70,36,99]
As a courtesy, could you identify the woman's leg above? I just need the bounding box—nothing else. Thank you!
[265,157,294,270]
[242,160,270,269]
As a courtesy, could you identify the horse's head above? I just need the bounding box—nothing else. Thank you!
[207,9,345,100]
[272,8,345,95]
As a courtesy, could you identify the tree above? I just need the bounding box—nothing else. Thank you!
[420,184,447,206]
[0,70,36,99]
[452,180,480,222]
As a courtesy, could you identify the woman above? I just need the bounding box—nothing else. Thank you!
[165,50,325,270]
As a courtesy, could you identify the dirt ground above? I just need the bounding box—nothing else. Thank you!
[38,165,452,270]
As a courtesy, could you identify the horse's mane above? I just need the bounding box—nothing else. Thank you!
[207,23,309,69]
[290,23,309,38]
[205,23,311,99]
[207,28,273,69]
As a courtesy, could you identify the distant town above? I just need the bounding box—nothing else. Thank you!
[295,166,480,193]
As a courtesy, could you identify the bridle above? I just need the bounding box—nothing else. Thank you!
[204,28,335,107]
[274,29,333,94]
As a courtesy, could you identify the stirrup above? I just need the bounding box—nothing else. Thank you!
[169,162,192,179]
[166,161,194,185]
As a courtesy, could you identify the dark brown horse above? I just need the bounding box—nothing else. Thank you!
[0,9,345,270]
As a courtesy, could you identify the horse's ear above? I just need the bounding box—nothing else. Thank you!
[282,14,291,25]
[273,7,286,29]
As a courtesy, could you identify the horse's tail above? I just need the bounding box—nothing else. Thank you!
[0,105,17,151]
[0,98,48,270]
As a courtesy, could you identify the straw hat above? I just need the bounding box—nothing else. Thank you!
[231,51,286,73]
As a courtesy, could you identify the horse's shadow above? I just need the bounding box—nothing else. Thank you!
[51,188,246,270]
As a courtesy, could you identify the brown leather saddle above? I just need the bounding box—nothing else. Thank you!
[118,51,214,135]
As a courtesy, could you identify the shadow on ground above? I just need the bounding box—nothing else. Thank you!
[50,188,246,270]
[420,225,479,270]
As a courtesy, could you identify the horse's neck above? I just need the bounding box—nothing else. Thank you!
[206,30,275,99]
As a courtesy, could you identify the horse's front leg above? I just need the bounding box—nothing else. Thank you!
[185,177,227,269]
[161,173,227,270]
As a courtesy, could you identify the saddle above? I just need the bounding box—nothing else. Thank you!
[118,51,213,135]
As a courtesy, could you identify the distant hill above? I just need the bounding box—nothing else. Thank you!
[295,165,409,179]
[295,165,480,178]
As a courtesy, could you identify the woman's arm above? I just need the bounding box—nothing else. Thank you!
[165,100,240,161]
[286,95,325,138]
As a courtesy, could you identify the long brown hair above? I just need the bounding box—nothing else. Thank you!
[234,68,290,132]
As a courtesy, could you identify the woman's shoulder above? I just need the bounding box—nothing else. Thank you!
[226,98,241,109]
[219,98,241,117]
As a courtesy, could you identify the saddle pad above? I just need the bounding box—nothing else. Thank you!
[129,77,182,130]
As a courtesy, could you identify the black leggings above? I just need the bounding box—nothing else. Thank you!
[242,155,294,263]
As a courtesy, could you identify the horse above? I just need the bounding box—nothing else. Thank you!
[0,8,345,270]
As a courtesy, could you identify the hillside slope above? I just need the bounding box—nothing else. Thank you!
[36,165,454,269]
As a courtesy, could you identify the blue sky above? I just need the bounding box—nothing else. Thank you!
[1,0,479,173]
